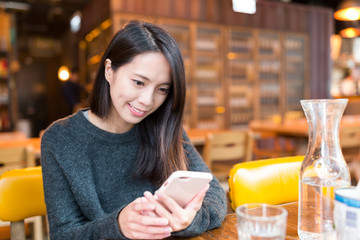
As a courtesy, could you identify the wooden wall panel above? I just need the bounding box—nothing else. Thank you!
[206,0,222,23]
[306,7,333,99]
[173,0,185,19]
[80,0,110,36]
[85,0,334,102]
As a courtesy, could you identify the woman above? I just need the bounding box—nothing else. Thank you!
[41,20,227,240]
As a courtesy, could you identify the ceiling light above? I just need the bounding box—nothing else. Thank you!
[58,66,70,81]
[338,20,360,38]
[340,27,360,37]
[232,0,256,14]
[70,11,81,33]
[334,0,360,21]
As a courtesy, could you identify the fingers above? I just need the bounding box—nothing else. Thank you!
[139,197,157,217]
[185,184,209,210]
[144,191,177,218]
[118,197,172,239]
[147,184,210,232]
[145,191,194,232]
[132,197,155,212]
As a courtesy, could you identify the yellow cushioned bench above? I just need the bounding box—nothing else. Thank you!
[0,166,46,240]
[228,156,304,211]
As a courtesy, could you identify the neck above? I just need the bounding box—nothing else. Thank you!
[88,110,133,134]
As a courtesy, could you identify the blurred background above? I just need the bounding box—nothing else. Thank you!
[0,0,359,137]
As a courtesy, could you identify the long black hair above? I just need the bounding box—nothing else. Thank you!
[88,20,187,185]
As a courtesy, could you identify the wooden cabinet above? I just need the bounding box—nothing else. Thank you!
[82,16,308,129]
[255,31,283,120]
[283,34,308,118]
[160,20,225,129]
[225,27,255,129]
[0,51,12,131]
[158,20,193,128]
[193,24,224,129]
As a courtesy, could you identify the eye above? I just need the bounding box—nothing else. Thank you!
[158,87,170,95]
[132,80,144,86]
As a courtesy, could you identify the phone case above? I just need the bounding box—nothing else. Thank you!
[156,171,213,207]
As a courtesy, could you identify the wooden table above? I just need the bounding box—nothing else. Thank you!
[249,119,308,137]
[249,115,360,155]
[0,138,41,158]
[249,115,360,137]
[186,129,224,146]
[172,202,299,239]
[0,128,216,159]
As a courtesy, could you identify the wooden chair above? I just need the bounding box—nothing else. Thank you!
[340,126,360,184]
[0,146,40,239]
[0,167,47,240]
[0,132,27,142]
[228,156,304,211]
[0,146,36,176]
[252,132,296,159]
[340,126,360,162]
[203,130,253,180]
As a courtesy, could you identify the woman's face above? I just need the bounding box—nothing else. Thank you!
[104,52,171,132]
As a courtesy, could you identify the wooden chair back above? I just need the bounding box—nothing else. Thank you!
[252,132,295,159]
[203,130,253,179]
[0,146,36,176]
[340,126,360,162]
[0,132,27,142]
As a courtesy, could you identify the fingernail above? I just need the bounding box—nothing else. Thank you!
[144,191,152,198]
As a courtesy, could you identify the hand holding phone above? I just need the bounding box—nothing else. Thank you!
[155,171,213,208]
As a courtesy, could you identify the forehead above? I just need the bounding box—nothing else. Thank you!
[120,52,171,83]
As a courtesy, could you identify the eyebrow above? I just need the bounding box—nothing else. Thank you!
[134,73,172,85]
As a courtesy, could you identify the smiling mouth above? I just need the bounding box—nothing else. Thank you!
[128,104,145,114]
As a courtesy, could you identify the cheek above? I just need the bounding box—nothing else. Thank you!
[154,95,168,109]
[109,81,133,101]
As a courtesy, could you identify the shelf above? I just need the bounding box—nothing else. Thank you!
[284,34,307,112]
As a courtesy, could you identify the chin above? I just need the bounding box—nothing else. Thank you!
[126,116,145,125]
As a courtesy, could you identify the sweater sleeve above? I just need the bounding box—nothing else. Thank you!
[171,131,227,237]
[41,132,127,240]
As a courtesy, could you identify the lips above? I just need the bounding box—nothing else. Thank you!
[128,103,146,117]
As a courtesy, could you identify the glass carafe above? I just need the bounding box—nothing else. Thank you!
[298,99,351,240]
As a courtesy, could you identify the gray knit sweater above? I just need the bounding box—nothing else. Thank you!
[41,110,227,240]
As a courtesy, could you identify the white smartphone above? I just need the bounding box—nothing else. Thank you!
[155,171,213,207]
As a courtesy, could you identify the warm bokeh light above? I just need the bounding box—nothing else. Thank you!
[100,19,112,30]
[87,55,101,65]
[58,66,70,81]
[215,106,225,114]
[227,52,237,60]
[85,27,101,42]
[334,7,360,21]
[339,27,360,38]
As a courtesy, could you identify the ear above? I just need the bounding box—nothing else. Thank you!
[104,59,113,83]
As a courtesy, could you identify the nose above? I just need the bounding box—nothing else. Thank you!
[138,88,154,106]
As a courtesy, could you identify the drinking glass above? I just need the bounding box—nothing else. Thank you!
[236,203,288,240]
